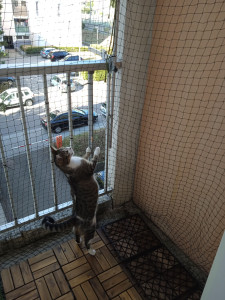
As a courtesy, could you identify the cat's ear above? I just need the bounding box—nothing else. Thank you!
[50,145,58,155]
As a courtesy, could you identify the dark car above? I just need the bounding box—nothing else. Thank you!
[49,50,69,62]
[41,108,98,133]
[60,55,83,62]
[0,76,16,86]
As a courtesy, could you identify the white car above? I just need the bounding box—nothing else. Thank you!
[0,87,34,110]
[50,74,76,92]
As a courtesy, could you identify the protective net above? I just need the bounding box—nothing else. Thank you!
[0,0,224,295]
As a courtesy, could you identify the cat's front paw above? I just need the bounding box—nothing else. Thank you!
[88,248,96,256]
[94,147,100,156]
[86,147,91,154]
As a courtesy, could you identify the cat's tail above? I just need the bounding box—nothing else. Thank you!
[42,215,82,232]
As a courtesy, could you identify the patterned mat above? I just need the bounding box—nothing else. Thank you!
[102,214,202,300]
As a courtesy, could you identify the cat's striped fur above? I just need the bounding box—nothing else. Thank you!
[42,146,100,256]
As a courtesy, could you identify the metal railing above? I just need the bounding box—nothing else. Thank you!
[0,59,113,233]
[15,25,29,33]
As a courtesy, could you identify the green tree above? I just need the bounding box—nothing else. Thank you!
[81,1,94,14]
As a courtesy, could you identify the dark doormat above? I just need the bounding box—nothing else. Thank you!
[102,214,203,300]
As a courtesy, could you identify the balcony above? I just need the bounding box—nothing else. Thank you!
[0,0,225,299]
[15,25,29,33]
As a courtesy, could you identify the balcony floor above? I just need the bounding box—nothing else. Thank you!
[1,214,203,300]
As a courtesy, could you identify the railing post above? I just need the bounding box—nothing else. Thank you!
[66,72,73,148]
[104,73,111,193]
[0,134,17,225]
[43,74,58,210]
[16,76,38,217]
[88,71,94,150]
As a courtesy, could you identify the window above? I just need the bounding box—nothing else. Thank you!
[21,1,26,7]
[72,112,81,118]
[36,1,38,16]
[57,4,60,17]
[57,114,68,120]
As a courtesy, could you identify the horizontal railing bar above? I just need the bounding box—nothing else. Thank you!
[0,60,108,77]
[0,189,112,233]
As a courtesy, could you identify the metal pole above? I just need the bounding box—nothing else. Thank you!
[43,74,58,210]
[88,71,94,150]
[104,73,111,193]
[66,72,73,147]
[16,76,38,217]
[0,134,17,225]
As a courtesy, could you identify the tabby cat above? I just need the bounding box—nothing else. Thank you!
[42,145,100,255]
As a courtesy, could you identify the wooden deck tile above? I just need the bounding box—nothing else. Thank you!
[10,264,24,289]
[1,268,14,293]
[5,281,37,300]
[107,278,133,298]
[69,269,95,288]
[1,231,145,300]
[53,269,70,295]
[81,281,98,300]
[19,261,33,284]
[73,285,87,299]
[89,277,109,300]
[32,261,60,280]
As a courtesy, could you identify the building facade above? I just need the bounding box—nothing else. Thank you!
[26,0,82,47]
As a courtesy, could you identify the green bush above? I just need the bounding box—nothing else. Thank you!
[20,45,45,54]
[81,70,108,81]
[58,46,89,52]
[0,82,11,93]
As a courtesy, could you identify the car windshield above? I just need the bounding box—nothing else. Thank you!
[73,108,85,115]
[0,91,9,100]
[49,112,58,119]
[62,79,73,84]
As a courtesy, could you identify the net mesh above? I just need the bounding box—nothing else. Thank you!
[0,0,224,290]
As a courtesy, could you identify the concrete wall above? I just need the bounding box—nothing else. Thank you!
[133,0,225,272]
[109,0,156,205]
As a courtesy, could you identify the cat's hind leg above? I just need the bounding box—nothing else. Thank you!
[73,226,82,244]
[84,227,96,255]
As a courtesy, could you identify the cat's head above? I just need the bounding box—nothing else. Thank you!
[50,146,74,167]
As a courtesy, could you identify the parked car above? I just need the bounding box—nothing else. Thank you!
[60,55,83,62]
[0,76,16,86]
[0,87,34,111]
[41,108,98,133]
[40,47,55,58]
[49,50,69,61]
[96,170,105,189]
[50,74,76,92]
[100,102,106,117]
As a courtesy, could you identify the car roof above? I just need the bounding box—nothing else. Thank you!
[51,108,84,116]
[43,48,55,50]
[3,87,30,93]
[50,50,66,53]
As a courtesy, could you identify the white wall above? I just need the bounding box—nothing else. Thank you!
[1,0,16,43]
[26,0,82,47]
